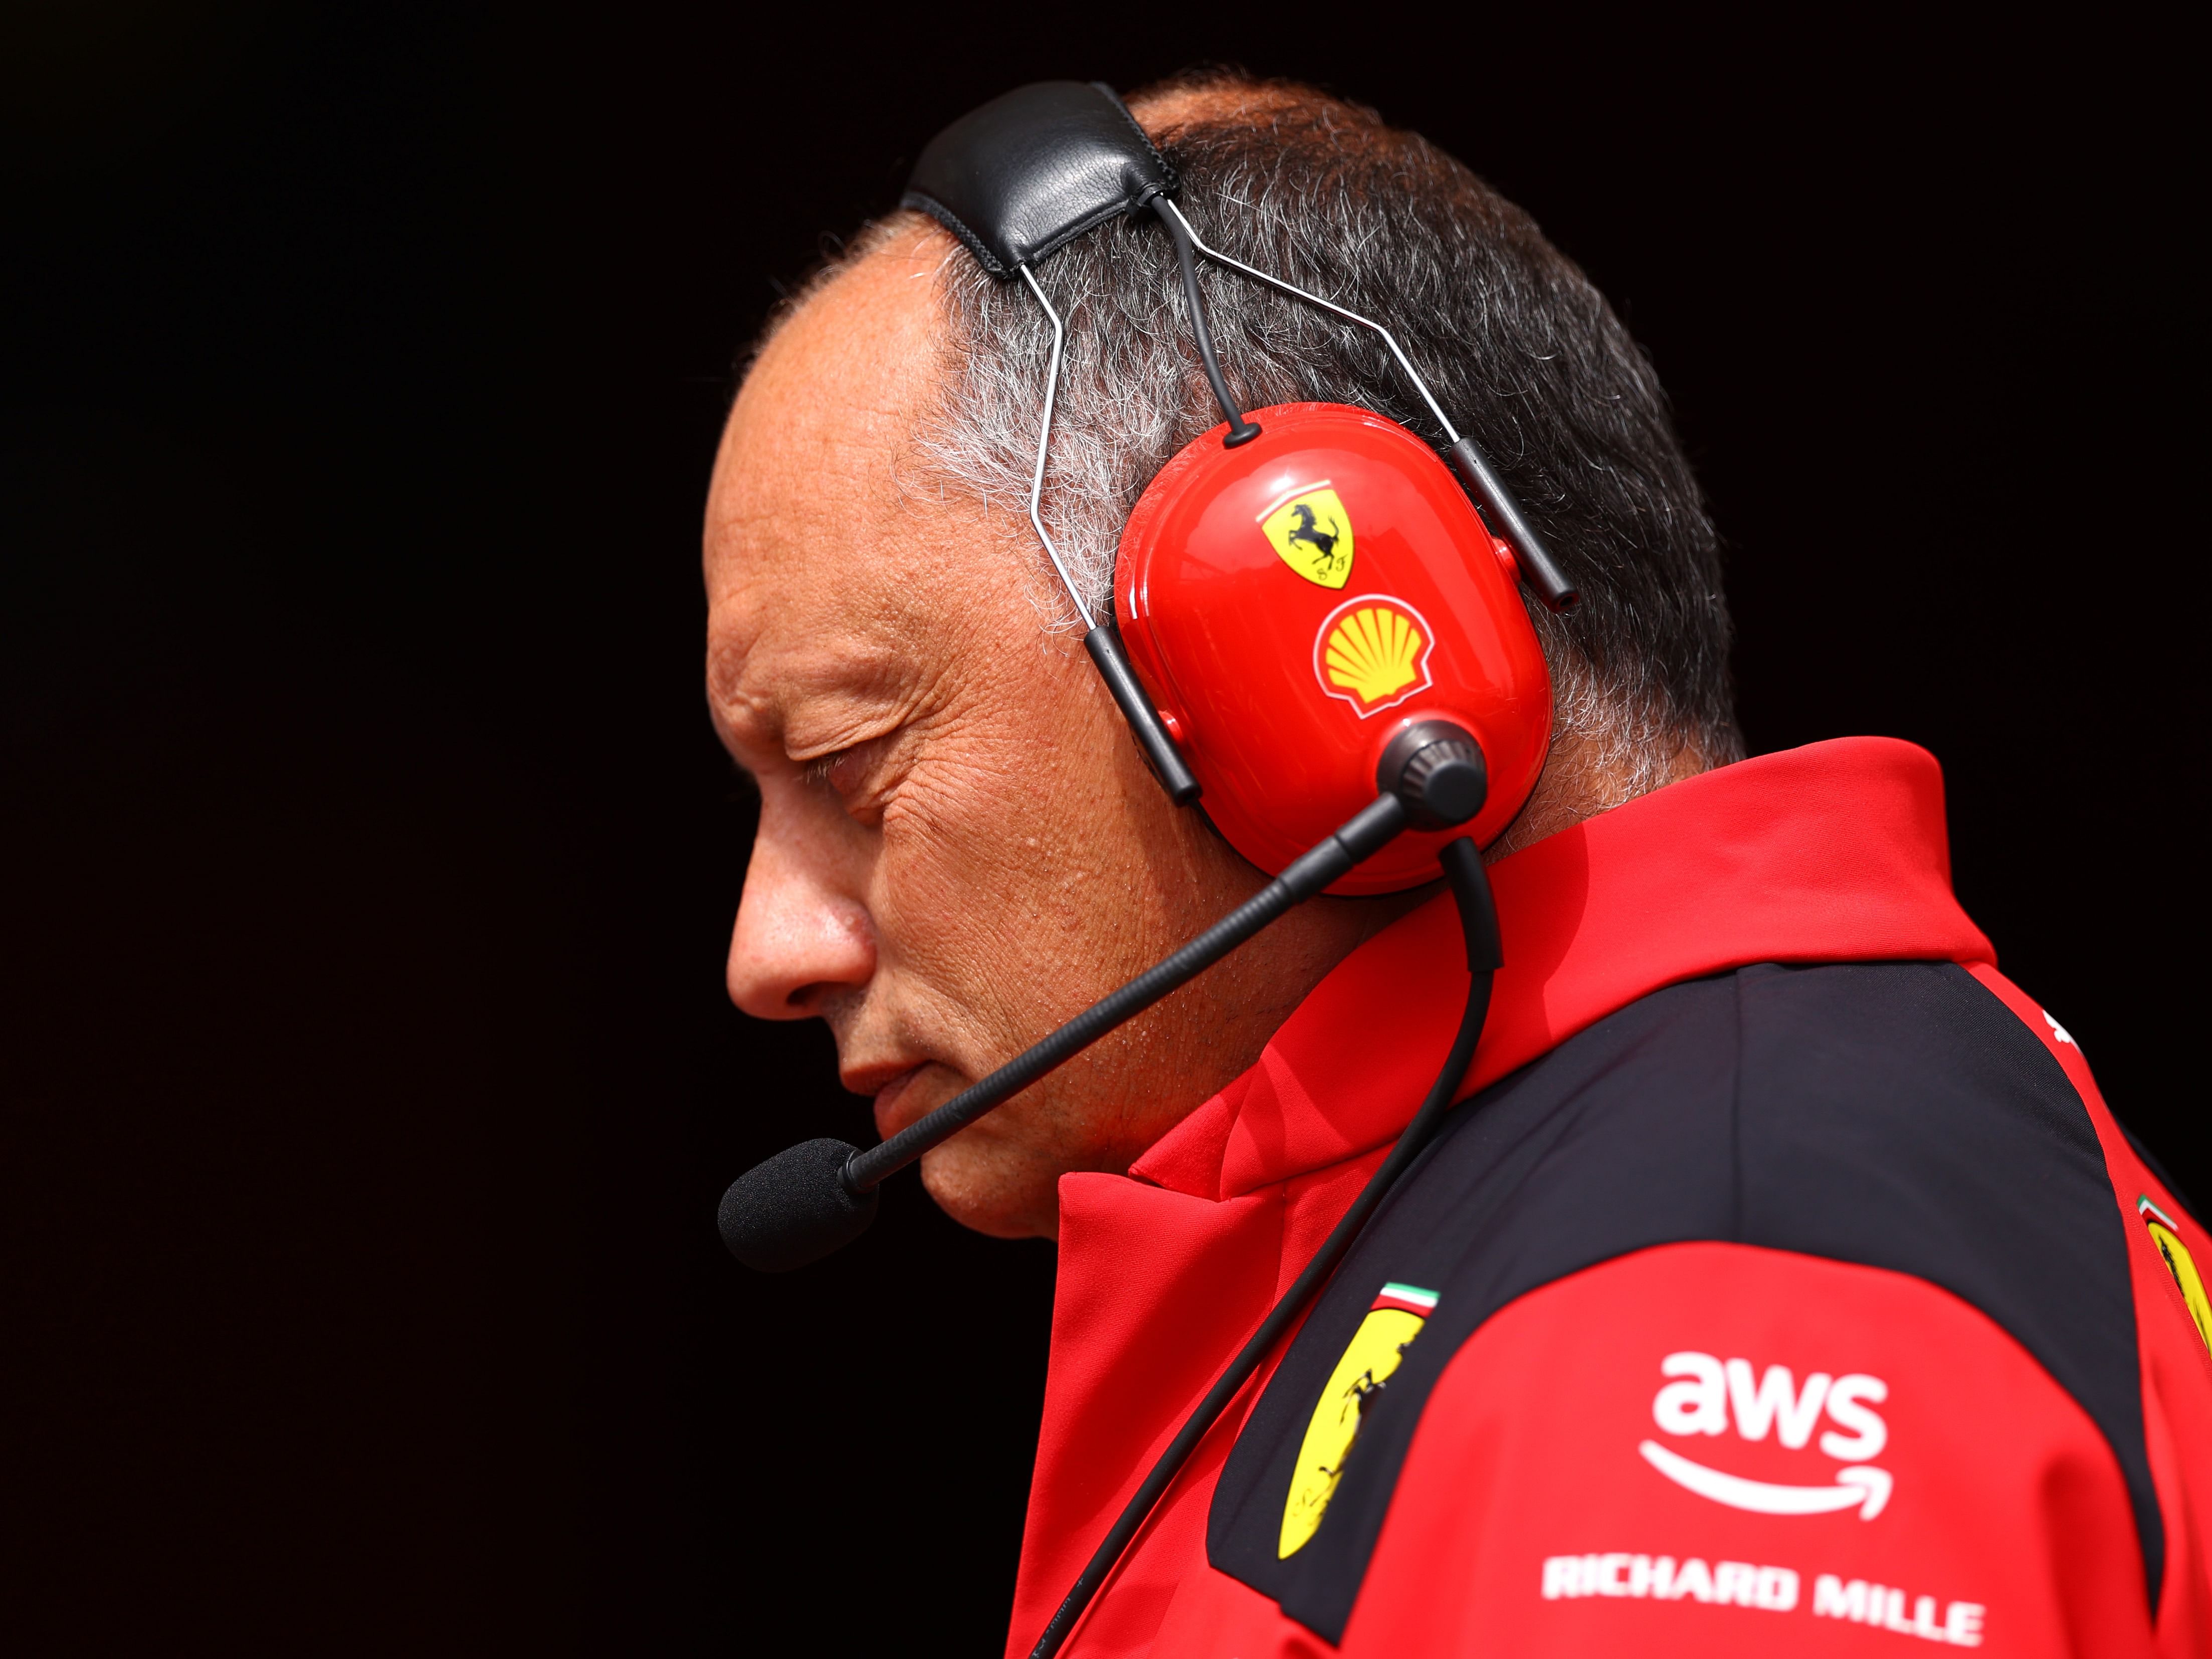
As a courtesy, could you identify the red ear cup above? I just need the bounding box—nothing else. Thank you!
[1115,403,1552,894]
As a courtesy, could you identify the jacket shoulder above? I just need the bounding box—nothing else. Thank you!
[1335,1239,2154,1657]
[1206,961,2157,1639]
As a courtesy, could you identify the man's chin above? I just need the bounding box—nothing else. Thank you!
[917,1139,1063,1240]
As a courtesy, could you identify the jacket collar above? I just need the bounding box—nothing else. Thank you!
[1128,737,1994,1203]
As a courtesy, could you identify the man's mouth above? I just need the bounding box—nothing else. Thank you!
[846,1051,976,1143]
[865,1064,935,1140]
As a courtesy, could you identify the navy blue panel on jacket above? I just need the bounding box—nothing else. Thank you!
[1205,960,2154,1642]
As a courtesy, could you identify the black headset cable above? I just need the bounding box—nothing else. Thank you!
[1151,198,1262,448]
[1028,834,1501,1659]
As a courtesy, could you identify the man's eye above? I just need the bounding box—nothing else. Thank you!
[803,750,855,793]
[805,743,883,802]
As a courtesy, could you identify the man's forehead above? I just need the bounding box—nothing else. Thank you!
[707,235,949,575]
[705,233,994,752]
[704,523,934,735]
[714,231,948,487]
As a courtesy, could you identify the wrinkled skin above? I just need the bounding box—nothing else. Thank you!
[705,227,1684,1240]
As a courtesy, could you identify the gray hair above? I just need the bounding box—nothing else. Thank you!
[897,76,1742,786]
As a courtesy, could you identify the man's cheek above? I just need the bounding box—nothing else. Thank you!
[879,762,1087,923]
[884,737,1041,836]
[869,853,1046,1022]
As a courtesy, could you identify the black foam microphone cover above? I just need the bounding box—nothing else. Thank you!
[717,1138,880,1272]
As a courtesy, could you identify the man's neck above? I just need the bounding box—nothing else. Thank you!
[1487,727,1714,862]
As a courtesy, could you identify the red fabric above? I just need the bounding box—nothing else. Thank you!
[1002,738,2191,1657]
[1967,963,2212,1655]
[1130,735,1989,1203]
[1156,1244,2157,1656]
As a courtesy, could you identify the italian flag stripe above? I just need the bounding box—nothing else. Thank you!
[1371,1281,1439,1315]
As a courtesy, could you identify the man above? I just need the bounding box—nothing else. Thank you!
[707,73,2209,1657]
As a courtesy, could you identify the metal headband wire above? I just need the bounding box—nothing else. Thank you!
[1015,263,1098,630]
[1152,199,1577,612]
[1013,261,1203,801]
[1151,197,1464,446]
[1021,203,1468,627]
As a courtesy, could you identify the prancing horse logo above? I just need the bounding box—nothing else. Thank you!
[1259,482,1356,589]
[1285,502,1342,562]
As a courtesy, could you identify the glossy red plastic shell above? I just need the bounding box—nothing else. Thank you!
[1115,403,1552,894]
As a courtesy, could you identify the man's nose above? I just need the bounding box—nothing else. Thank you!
[726,824,876,1019]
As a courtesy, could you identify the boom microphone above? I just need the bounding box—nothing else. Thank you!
[717,722,1489,1272]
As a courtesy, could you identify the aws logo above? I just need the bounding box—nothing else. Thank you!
[1639,1351,1894,1520]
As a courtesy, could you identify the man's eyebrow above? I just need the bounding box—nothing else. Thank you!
[781,698,919,764]
[713,683,921,781]
[710,623,929,760]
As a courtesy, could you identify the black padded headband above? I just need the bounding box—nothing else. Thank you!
[901,81,1175,276]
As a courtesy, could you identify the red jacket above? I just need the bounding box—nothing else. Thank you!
[1007,738,2212,1657]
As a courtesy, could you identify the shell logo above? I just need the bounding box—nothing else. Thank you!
[1313,594,1435,717]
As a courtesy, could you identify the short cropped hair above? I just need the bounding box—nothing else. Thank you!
[845,73,1741,776]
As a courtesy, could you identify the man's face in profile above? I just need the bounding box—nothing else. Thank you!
[703,229,1385,1237]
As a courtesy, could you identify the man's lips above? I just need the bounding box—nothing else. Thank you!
[847,1055,980,1141]
[862,1064,936,1140]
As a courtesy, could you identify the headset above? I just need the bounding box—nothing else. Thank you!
[715,82,1578,1657]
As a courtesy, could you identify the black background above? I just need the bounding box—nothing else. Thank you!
[5,5,2197,1652]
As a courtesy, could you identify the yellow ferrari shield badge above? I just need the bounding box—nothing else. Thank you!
[1279,1282,1438,1558]
[1259,481,1355,589]
[2141,1195,2212,1355]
